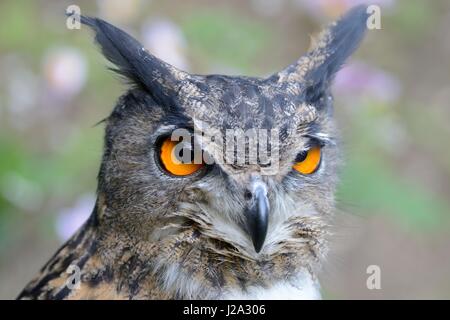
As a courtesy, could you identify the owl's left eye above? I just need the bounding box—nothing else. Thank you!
[158,137,205,176]
[292,146,322,175]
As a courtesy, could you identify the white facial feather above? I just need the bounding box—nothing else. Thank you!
[223,270,321,300]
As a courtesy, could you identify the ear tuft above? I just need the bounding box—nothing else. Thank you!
[72,13,192,106]
[273,5,369,103]
[79,15,149,87]
[306,5,369,90]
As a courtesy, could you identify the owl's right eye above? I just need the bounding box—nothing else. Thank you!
[292,146,322,175]
[157,136,205,176]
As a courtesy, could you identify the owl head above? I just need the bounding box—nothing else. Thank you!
[81,6,368,280]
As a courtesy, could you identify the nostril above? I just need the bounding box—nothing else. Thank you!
[244,189,252,200]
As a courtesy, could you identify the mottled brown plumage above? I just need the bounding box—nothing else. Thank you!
[18,6,368,300]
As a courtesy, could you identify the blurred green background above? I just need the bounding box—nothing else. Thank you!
[1,0,449,299]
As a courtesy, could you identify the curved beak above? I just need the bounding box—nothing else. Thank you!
[244,185,269,253]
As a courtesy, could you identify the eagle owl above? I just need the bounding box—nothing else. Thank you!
[18,6,368,300]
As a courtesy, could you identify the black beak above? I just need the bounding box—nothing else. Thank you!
[244,185,269,253]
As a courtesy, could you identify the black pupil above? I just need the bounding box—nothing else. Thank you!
[175,144,195,164]
[295,150,308,162]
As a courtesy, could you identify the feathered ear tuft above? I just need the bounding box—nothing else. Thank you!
[274,5,369,103]
[305,5,368,98]
[78,15,146,86]
[74,14,192,105]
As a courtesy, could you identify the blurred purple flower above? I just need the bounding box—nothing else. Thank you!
[333,62,401,103]
[55,194,95,242]
[141,18,190,71]
[42,47,87,101]
[293,0,396,19]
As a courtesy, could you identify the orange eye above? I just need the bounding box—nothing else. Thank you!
[293,146,321,175]
[159,137,204,176]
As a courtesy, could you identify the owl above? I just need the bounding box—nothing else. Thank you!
[18,5,368,300]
